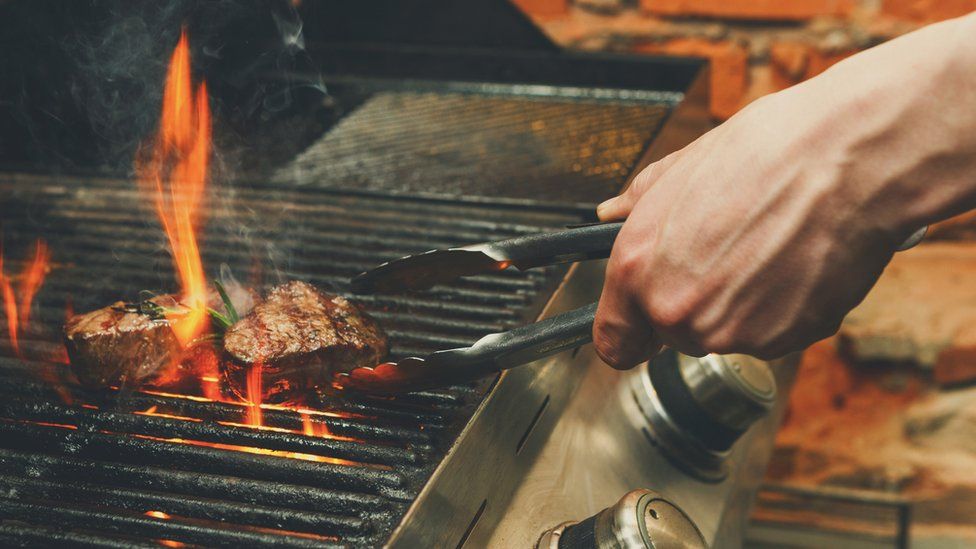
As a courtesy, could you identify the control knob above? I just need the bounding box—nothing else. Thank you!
[537,489,706,549]
[630,351,777,480]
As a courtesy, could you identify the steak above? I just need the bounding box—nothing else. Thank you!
[65,287,258,390]
[65,300,179,390]
[221,281,388,403]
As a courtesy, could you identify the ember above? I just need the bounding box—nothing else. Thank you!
[145,510,172,520]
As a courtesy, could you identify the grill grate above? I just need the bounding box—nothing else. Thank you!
[275,91,669,205]
[0,172,586,547]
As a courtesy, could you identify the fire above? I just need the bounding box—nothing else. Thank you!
[245,363,263,427]
[0,239,51,356]
[301,412,333,437]
[19,240,50,328]
[0,277,17,355]
[137,28,211,348]
[145,510,172,520]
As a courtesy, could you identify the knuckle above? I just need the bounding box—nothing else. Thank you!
[607,250,645,291]
[647,293,696,331]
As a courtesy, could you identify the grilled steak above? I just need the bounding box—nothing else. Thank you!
[222,281,388,403]
[65,301,179,390]
[65,287,258,390]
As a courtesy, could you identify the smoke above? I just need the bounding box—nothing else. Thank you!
[65,2,188,170]
[60,0,330,288]
[64,0,326,174]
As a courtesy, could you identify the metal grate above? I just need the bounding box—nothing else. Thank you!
[275,91,670,206]
[0,171,586,547]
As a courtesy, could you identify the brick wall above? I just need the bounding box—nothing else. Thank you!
[512,0,976,119]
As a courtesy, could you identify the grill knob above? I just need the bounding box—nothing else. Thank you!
[537,489,706,549]
[670,354,777,451]
[629,351,777,480]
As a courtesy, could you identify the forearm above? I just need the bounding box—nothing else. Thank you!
[591,13,976,365]
[786,12,976,239]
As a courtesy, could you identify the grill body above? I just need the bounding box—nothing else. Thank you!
[0,19,716,546]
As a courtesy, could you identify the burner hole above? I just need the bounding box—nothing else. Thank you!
[648,507,659,520]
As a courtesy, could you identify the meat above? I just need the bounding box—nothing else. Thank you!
[65,287,258,390]
[64,300,179,390]
[221,281,388,403]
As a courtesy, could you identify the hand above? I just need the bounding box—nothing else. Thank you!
[591,12,976,369]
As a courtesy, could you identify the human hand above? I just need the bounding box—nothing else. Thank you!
[592,12,976,369]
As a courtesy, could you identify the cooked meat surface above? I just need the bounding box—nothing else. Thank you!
[222,281,388,402]
[65,287,258,390]
[65,300,178,390]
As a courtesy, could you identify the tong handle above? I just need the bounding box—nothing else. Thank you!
[473,222,622,271]
[458,302,597,371]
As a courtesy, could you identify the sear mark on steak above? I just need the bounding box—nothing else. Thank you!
[222,281,388,403]
[65,287,258,390]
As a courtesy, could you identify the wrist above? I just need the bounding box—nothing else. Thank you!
[800,14,976,241]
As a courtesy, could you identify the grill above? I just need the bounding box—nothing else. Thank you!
[0,170,593,547]
[0,1,708,546]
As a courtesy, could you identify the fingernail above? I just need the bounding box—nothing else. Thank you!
[596,197,617,220]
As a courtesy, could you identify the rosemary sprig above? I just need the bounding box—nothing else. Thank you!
[213,279,239,324]
[207,307,233,330]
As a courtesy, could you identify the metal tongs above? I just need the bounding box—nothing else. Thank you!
[340,222,928,394]
[340,222,622,394]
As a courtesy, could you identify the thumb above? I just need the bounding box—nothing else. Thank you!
[597,151,679,221]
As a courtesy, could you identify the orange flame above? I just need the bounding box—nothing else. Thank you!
[1,278,17,356]
[0,239,50,357]
[137,28,211,348]
[245,363,263,427]
[301,412,332,437]
[18,240,50,329]
[145,510,172,520]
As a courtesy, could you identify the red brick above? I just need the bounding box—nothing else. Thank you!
[510,0,570,20]
[882,0,976,23]
[634,38,748,119]
[837,243,976,383]
[640,0,853,21]
[935,342,976,386]
[769,41,856,90]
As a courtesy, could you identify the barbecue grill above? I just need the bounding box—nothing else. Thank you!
[0,1,796,547]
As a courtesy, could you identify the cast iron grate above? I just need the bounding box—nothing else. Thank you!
[0,172,587,547]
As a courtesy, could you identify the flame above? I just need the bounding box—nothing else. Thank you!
[245,363,262,427]
[133,434,373,467]
[1,277,17,356]
[301,412,333,438]
[0,239,50,357]
[145,510,172,520]
[18,240,50,328]
[137,28,211,348]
